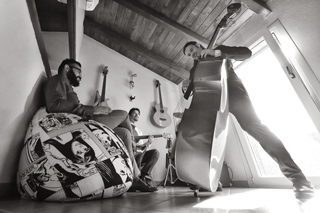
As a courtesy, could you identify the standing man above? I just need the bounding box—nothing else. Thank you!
[43,58,155,192]
[128,108,160,191]
[182,41,315,199]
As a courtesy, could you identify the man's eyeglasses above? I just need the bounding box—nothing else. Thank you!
[69,66,82,72]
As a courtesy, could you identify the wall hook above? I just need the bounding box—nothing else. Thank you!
[130,95,136,101]
[130,74,137,89]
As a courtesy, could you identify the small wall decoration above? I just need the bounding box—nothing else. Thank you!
[17,107,133,202]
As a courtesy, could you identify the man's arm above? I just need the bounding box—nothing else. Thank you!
[44,76,78,112]
[215,45,252,61]
[201,45,252,61]
[44,76,93,117]
[44,75,111,117]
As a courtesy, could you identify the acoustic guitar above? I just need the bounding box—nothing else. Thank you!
[94,66,112,112]
[134,133,171,156]
[153,80,172,128]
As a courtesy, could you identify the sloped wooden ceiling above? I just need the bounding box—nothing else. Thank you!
[36,0,271,84]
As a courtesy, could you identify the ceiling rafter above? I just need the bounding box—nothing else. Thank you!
[112,0,210,47]
[84,17,189,79]
[68,0,77,59]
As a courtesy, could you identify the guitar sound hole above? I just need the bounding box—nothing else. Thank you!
[160,118,167,121]
[160,110,164,113]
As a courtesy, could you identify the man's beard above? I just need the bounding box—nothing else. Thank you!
[67,70,80,87]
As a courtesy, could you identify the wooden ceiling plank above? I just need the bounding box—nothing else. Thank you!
[157,0,172,15]
[119,45,128,56]
[184,0,209,28]
[196,0,232,36]
[112,0,209,47]
[162,0,180,17]
[190,0,219,32]
[101,0,113,27]
[145,0,159,9]
[173,49,185,65]
[84,18,189,79]
[130,16,144,42]
[170,0,189,21]
[134,17,149,44]
[176,0,200,25]
[152,28,171,54]
[109,41,121,52]
[136,54,146,65]
[140,20,158,48]
[168,37,188,61]
[123,11,139,38]
[95,0,106,23]
[108,1,119,28]
[114,4,125,33]
[163,36,181,58]
[146,25,164,50]
[85,0,105,24]
[119,8,132,34]
[158,31,176,56]
[177,55,190,67]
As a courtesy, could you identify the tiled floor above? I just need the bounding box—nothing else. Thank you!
[0,186,319,213]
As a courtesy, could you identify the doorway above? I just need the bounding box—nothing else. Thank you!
[233,27,320,188]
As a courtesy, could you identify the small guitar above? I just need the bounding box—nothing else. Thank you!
[134,133,171,156]
[94,66,112,112]
[153,80,172,128]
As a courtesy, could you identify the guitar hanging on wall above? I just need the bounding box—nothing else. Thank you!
[94,66,112,112]
[153,80,172,128]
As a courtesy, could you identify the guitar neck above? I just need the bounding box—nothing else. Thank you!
[158,85,164,109]
[207,26,223,49]
[101,73,107,102]
[134,134,163,141]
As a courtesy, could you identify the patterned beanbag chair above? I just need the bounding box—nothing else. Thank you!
[17,107,133,202]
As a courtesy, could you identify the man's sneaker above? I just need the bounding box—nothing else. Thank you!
[133,178,157,192]
[127,184,136,192]
[293,181,315,200]
[142,177,158,191]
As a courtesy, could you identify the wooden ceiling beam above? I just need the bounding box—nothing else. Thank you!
[84,18,189,79]
[67,0,77,59]
[112,0,209,47]
[26,0,52,78]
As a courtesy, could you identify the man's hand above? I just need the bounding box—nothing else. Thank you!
[93,105,112,115]
[200,49,221,58]
[146,135,154,147]
[132,140,137,152]
[147,135,154,143]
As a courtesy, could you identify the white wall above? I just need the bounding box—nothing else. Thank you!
[42,32,181,181]
[0,1,46,183]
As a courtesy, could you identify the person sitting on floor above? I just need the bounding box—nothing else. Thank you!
[128,108,159,192]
